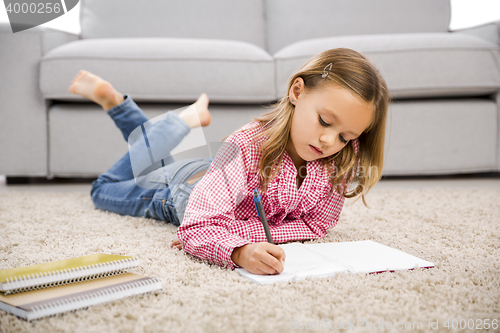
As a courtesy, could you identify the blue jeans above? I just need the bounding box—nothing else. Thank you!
[90,94,213,226]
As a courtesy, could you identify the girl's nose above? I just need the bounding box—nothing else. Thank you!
[320,132,337,148]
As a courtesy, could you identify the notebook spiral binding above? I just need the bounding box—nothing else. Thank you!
[3,257,139,295]
[28,277,162,321]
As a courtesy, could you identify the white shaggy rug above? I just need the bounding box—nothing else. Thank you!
[0,188,499,333]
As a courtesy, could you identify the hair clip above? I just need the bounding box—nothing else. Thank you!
[322,63,333,79]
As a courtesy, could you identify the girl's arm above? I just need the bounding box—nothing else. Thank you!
[178,182,342,270]
[177,138,345,270]
[176,139,258,270]
[225,192,344,244]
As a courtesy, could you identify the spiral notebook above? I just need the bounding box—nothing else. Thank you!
[0,254,139,294]
[0,273,162,321]
[236,240,435,284]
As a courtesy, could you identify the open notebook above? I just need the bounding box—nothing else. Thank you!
[236,240,434,284]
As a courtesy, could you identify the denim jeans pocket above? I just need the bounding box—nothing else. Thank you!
[169,182,196,226]
[167,158,212,225]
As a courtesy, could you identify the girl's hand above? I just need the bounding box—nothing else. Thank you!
[231,242,286,275]
[171,239,182,250]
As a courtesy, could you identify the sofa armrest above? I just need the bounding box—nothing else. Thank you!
[453,21,500,171]
[496,20,500,47]
[495,91,500,172]
[0,23,79,177]
[451,21,500,46]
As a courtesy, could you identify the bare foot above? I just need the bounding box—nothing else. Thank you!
[68,70,124,111]
[178,93,211,129]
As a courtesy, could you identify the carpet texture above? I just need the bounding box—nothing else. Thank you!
[0,188,499,333]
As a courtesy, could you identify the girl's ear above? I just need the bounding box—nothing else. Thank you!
[289,77,304,104]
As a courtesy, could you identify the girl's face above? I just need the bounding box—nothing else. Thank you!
[287,78,373,170]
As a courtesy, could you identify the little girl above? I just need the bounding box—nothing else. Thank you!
[70,48,389,276]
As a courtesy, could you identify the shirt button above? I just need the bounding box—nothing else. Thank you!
[162,199,166,203]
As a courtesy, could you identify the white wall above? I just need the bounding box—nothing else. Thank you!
[0,0,500,35]
[449,0,500,30]
[0,0,81,34]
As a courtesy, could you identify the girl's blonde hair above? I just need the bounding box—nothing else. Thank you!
[224,48,389,206]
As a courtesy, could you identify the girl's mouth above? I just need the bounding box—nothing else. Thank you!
[309,145,323,155]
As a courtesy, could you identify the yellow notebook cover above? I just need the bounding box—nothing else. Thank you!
[0,254,139,294]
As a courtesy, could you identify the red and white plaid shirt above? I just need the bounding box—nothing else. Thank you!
[177,121,358,270]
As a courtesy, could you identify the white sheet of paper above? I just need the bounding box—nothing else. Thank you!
[235,240,434,284]
[235,243,347,284]
[306,241,434,273]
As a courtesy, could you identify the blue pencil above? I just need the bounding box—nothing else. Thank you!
[253,189,274,244]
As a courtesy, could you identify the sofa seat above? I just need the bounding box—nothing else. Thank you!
[275,33,500,99]
[40,38,276,103]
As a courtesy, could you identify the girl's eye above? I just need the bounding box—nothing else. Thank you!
[318,115,329,127]
[319,115,349,145]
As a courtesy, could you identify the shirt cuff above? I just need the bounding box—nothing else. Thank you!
[216,237,252,270]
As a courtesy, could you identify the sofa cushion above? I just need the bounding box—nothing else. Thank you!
[80,0,266,51]
[48,103,267,175]
[274,33,500,100]
[40,38,276,103]
[266,0,450,54]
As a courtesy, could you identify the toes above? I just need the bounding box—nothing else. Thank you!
[69,70,87,87]
[197,93,209,105]
[74,70,86,81]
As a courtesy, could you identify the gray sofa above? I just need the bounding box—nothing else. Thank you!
[1,0,499,179]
